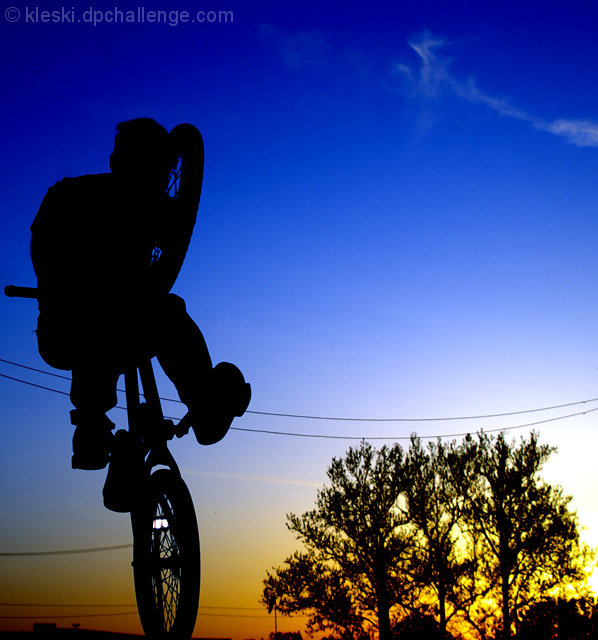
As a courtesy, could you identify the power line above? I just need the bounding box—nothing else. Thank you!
[232,407,598,440]
[0,544,132,557]
[0,610,284,620]
[1,369,597,440]
[0,372,70,397]
[0,358,71,382]
[2,356,597,422]
[0,602,264,611]
[238,399,598,422]
[0,612,137,619]
[0,603,135,608]
[195,612,275,618]
[0,603,286,621]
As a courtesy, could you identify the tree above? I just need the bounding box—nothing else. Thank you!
[466,431,586,640]
[402,436,478,639]
[262,441,412,640]
[269,633,303,640]
[262,433,592,640]
[263,551,371,639]
[392,612,448,640]
[516,596,598,640]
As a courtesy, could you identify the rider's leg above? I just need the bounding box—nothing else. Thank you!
[152,294,250,444]
[70,363,119,412]
[36,309,116,469]
[69,360,118,470]
[151,294,212,405]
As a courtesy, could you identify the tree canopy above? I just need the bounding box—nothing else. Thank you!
[261,432,593,640]
[465,431,589,639]
[263,442,411,640]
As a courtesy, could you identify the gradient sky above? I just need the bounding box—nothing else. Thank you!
[2,1,598,637]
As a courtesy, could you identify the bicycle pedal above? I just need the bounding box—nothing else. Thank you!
[102,430,144,513]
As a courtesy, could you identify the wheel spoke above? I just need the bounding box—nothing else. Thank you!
[133,469,200,638]
[149,494,181,631]
[167,156,183,199]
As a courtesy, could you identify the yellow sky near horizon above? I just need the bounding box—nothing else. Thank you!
[3,451,598,640]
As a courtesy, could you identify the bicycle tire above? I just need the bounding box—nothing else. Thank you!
[166,123,204,212]
[152,123,204,278]
[131,469,200,639]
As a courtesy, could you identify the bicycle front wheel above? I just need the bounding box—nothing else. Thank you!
[131,469,200,638]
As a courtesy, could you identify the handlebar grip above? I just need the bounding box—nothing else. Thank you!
[4,285,38,299]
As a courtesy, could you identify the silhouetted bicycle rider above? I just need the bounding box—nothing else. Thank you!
[30,118,250,470]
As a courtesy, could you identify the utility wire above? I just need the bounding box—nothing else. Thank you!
[231,407,598,440]
[0,358,71,381]
[1,602,266,612]
[2,357,597,423]
[0,604,275,620]
[0,612,138,619]
[0,372,70,397]
[0,603,136,608]
[0,603,286,620]
[1,370,597,440]
[0,544,132,557]
[235,403,598,421]
[0,612,291,619]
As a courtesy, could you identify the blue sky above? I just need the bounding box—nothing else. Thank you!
[2,1,598,637]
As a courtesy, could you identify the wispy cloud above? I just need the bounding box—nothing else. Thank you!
[539,119,598,147]
[182,467,321,488]
[395,31,598,147]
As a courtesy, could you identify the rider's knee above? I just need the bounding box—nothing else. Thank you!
[36,313,74,370]
[165,293,186,311]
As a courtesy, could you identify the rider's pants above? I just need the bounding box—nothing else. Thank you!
[37,294,212,414]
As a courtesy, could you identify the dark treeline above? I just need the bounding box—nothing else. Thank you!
[262,432,595,640]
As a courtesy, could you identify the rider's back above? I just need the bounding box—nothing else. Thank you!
[31,172,190,311]
[30,170,193,370]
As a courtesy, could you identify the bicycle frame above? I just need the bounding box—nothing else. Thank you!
[125,358,182,478]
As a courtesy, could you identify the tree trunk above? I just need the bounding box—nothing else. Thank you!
[499,538,511,640]
[438,583,447,639]
[501,572,510,640]
[377,592,392,640]
[496,454,511,640]
[375,550,392,640]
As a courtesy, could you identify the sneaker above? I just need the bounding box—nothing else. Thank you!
[192,412,235,446]
[191,362,251,446]
[103,430,145,513]
[71,410,115,470]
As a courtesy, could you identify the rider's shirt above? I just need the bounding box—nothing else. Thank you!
[31,172,195,314]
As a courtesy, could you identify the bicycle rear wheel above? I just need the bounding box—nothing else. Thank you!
[167,123,204,212]
[131,469,200,638]
[151,123,204,278]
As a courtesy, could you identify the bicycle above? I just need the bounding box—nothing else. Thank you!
[5,122,206,638]
[113,356,202,639]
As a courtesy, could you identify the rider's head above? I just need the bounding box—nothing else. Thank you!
[110,118,170,189]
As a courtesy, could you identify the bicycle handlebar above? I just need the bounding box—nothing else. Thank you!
[4,285,38,299]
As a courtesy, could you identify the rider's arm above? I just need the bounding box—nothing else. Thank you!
[30,182,71,299]
[30,185,55,277]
